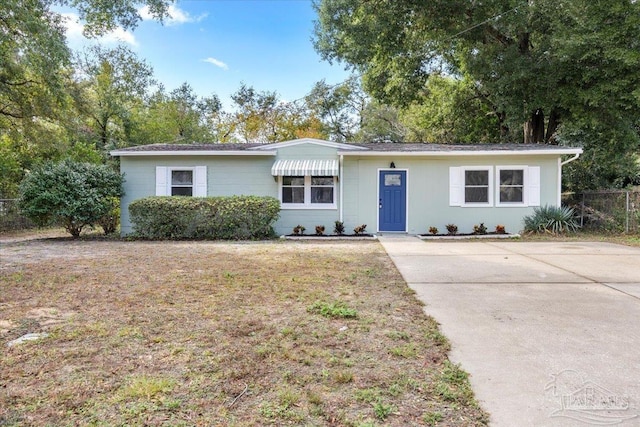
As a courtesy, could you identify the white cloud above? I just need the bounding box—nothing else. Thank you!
[61,12,137,46]
[139,5,207,26]
[203,57,229,70]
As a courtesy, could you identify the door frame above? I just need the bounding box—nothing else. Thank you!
[377,168,409,232]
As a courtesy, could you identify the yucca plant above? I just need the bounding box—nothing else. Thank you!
[523,205,580,234]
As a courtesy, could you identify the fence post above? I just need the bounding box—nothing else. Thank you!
[626,191,630,233]
[581,192,585,228]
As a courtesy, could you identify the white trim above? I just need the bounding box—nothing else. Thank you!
[495,166,527,207]
[376,168,409,233]
[111,150,275,157]
[278,175,338,210]
[339,155,344,222]
[557,158,562,206]
[250,138,367,151]
[461,166,494,207]
[155,166,168,196]
[194,166,207,197]
[338,148,582,157]
[449,167,462,207]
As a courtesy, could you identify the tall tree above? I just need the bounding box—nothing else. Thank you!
[305,75,367,142]
[224,84,311,143]
[313,0,640,144]
[73,46,155,151]
[314,0,640,189]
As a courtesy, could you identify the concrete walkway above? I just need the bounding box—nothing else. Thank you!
[378,235,640,427]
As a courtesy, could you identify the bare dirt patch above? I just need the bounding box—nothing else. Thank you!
[0,238,488,426]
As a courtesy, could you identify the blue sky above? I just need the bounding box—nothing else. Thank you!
[63,0,351,108]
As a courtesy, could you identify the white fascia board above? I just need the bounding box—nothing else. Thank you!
[337,148,583,157]
[250,138,368,151]
[110,150,276,157]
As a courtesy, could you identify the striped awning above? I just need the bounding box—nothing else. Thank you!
[271,159,338,176]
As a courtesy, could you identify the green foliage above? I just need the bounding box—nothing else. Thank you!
[353,224,367,235]
[434,361,474,405]
[372,401,394,420]
[293,225,306,235]
[128,196,280,240]
[307,300,357,319]
[523,205,580,234]
[402,76,501,143]
[18,160,124,237]
[333,220,345,235]
[473,223,487,235]
[314,0,640,187]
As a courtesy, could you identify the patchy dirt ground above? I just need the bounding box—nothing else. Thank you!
[0,235,488,426]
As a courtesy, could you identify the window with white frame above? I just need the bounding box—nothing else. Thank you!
[497,168,525,204]
[449,165,540,207]
[155,166,207,197]
[464,169,491,204]
[171,170,194,196]
[279,176,336,208]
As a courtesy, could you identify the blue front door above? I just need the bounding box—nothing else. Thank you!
[379,170,407,232]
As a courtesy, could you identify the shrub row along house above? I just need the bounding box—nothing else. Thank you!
[111,138,582,236]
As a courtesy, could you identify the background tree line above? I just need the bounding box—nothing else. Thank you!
[2,0,639,200]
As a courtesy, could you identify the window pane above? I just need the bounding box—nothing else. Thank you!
[384,174,402,186]
[311,187,334,203]
[500,187,523,203]
[172,170,193,185]
[465,187,488,203]
[465,170,488,186]
[283,176,304,186]
[500,170,523,185]
[311,176,333,185]
[283,187,304,203]
[172,187,193,196]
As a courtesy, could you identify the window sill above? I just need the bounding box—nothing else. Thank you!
[281,204,337,210]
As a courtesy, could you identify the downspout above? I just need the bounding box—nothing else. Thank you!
[558,152,581,205]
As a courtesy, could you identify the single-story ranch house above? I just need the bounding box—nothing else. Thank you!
[111,138,582,236]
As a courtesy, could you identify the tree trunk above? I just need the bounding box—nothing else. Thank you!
[523,109,545,144]
[545,109,561,144]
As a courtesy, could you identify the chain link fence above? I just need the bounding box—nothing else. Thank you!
[0,199,34,232]
[563,190,640,233]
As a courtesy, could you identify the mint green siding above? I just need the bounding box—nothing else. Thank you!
[117,140,571,237]
[342,155,560,235]
[119,156,276,235]
[274,142,340,235]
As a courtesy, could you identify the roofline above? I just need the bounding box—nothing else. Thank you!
[250,138,368,151]
[337,148,583,156]
[110,150,276,157]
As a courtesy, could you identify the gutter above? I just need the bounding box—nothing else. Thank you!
[560,151,581,166]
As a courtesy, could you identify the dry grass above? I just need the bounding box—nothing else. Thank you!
[519,231,640,247]
[0,238,488,426]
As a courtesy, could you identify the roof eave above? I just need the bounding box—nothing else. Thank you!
[337,148,583,156]
[110,150,277,157]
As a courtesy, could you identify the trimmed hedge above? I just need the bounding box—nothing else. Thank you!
[129,196,280,240]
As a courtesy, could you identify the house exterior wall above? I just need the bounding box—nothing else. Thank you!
[119,155,276,235]
[117,141,570,237]
[341,154,560,235]
[273,142,341,235]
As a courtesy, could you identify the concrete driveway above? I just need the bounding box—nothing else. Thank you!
[379,236,640,427]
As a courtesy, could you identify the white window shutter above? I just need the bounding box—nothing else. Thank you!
[155,166,168,196]
[449,167,462,206]
[528,166,540,206]
[194,166,207,197]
